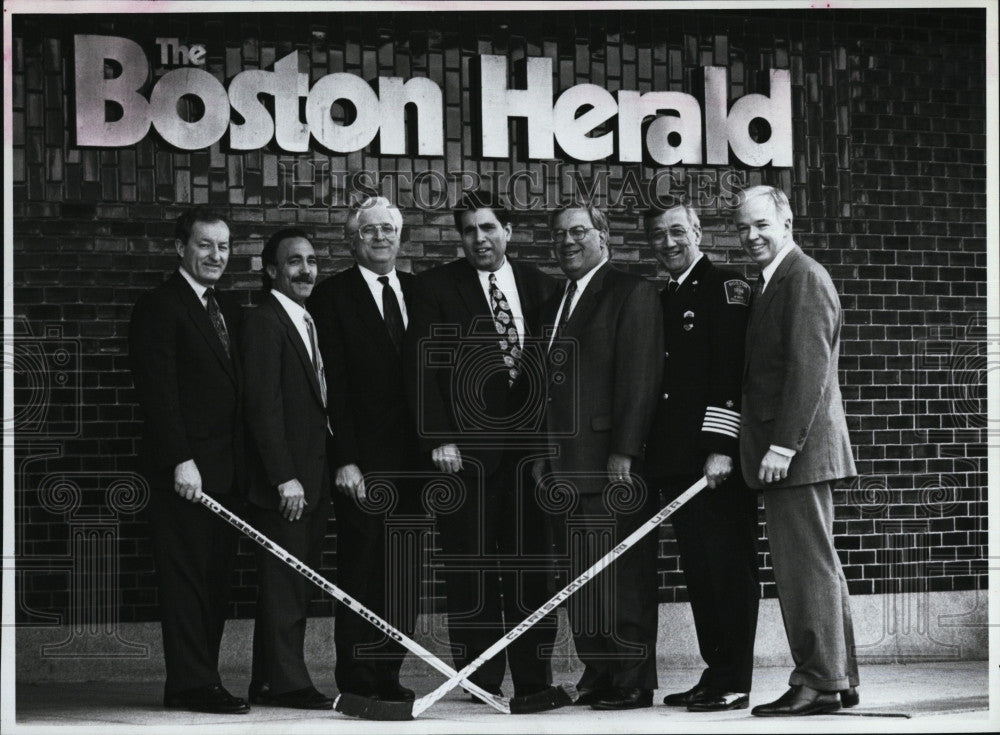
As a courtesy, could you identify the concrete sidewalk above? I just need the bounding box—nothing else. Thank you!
[13,661,993,733]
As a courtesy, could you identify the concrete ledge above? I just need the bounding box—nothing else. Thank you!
[14,590,987,682]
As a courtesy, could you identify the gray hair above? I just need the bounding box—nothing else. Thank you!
[736,185,793,224]
[345,196,403,237]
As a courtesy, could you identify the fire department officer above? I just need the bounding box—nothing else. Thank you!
[642,204,760,712]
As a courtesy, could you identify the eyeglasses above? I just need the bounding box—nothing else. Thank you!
[358,224,397,240]
[647,227,691,244]
[550,226,596,242]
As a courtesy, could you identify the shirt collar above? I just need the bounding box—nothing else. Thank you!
[178,266,210,301]
[358,263,397,289]
[270,288,308,322]
[477,256,513,284]
[668,254,704,287]
[761,241,794,286]
[571,256,609,294]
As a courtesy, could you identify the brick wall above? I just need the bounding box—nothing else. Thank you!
[11,8,987,626]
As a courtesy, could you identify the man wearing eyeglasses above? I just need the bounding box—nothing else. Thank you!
[406,189,558,701]
[642,204,759,713]
[306,196,422,704]
[534,204,663,710]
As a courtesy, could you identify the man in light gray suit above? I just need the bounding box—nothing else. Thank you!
[735,186,859,717]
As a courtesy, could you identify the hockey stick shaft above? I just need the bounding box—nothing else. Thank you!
[197,494,510,713]
[412,476,709,716]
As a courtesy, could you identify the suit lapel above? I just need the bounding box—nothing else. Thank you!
[169,272,237,384]
[562,262,611,337]
[348,265,397,354]
[263,294,325,407]
[745,244,801,377]
[454,260,493,333]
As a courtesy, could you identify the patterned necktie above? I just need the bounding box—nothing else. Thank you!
[488,273,521,386]
[303,311,327,408]
[204,288,230,358]
[378,275,404,353]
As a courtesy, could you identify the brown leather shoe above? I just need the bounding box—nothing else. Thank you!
[751,685,841,717]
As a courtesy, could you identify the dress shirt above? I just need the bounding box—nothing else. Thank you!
[548,256,609,349]
[357,264,409,328]
[666,253,704,289]
[270,288,315,361]
[760,241,794,293]
[179,266,227,326]
[476,258,525,348]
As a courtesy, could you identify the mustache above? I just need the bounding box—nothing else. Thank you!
[292,275,315,284]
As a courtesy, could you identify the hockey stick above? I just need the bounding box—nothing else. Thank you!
[196,494,514,713]
[338,475,709,720]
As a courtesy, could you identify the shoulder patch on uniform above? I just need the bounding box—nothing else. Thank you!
[724,279,751,306]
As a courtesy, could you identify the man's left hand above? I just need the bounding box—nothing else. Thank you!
[758,449,792,485]
[704,453,733,488]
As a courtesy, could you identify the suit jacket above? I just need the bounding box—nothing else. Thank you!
[740,244,857,490]
[645,256,750,477]
[406,258,557,469]
[307,265,420,474]
[129,270,245,495]
[242,293,331,511]
[540,263,664,495]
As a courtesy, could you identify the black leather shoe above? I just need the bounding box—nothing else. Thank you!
[572,687,608,706]
[164,684,250,714]
[247,681,269,705]
[256,686,333,710]
[662,682,712,707]
[751,685,841,717]
[687,691,749,711]
[840,686,859,708]
[590,688,653,710]
[377,682,416,702]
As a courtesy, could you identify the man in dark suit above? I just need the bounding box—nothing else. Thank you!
[307,196,422,703]
[534,204,663,710]
[242,228,333,710]
[642,204,759,712]
[129,207,249,714]
[735,186,859,717]
[406,189,558,699]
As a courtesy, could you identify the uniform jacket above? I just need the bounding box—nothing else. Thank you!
[740,244,857,490]
[128,270,245,495]
[242,293,331,511]
[307,265,420,474]
[645,256,750,477]
[540,263,664,495]
[406,258,556,468]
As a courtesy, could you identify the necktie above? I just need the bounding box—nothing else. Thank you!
[666,279,679,296]
[751,275,765,304]
[556,279,577,338]
[378,275,405,353]
[488,273,521,386]
[303,312,327,408]
[204,288,230,357]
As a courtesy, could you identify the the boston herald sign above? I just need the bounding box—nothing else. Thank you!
[74,34,792,167]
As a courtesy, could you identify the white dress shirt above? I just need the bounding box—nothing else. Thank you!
[477,258,525,348]
[358,264,409,328]
[760,241,794,294]
[548,256,609,349]
[270,288,315,361]
[179,266,227,327]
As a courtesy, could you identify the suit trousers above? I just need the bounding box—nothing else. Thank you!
[435,455,556,695]
[763,481,859,691]
[560,486,660,692]
[250,499,330,694]
[661,474,760,693]
[147,488,241,696]
[333,483,423,693]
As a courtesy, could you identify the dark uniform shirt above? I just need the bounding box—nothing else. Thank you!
[644,255,751,478]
